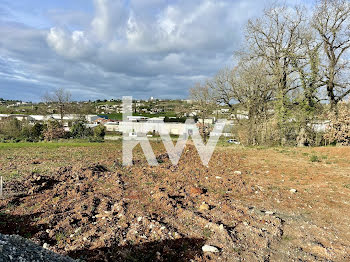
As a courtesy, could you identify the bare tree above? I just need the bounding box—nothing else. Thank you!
[189,83,216,142]
[312,0,350,109]
[245,5,305,143]
[232,60,275,145]
[43,88,71,122]
[206,58,275,145]
[208,68,236,109]
[234,60,274,121]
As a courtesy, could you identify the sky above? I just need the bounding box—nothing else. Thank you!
[0,0,314,101]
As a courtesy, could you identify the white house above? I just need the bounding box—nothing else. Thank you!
[0,114,9,121]
[119,121,190,136]
[104,122,119,132]
[85,115,100,123]
[127,116,149,122]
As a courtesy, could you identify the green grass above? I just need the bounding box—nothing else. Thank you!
[0,141,106,150]
[309,155,321,162]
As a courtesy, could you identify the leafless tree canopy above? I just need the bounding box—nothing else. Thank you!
[43,88,72,121]
[190,0,350,146]
[313,0,350,108]
[189,83,216,142]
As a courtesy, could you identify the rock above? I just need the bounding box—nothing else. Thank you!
[0,234,75,261]
[215,176,222,179]
[202,245,220,253]
[234,171,242,175]
[199,203,210,211]
[189,187,204,195]
[290,189,297,193]
[265,211,274,215]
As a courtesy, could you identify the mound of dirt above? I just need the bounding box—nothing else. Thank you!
[0,159,283,261]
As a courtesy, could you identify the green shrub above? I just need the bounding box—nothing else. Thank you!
[310,155,320,162]
[71,121,93,138]
[31,123,45,140]
[93,125,106,139]
[0,118,22,139]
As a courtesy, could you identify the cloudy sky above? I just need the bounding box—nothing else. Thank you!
[0,0,313,101]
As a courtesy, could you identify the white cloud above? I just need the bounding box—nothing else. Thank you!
[47,27,93,58]
[47,0,254,68]
[0,0,284,101]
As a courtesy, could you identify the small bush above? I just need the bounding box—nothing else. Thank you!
[0,118,22,139]
[71,121,93,138]
[31,123,45,140]
[310,155,320,162]
[324,102,350,145]
[43,120,66,141]
[94,125,106,139]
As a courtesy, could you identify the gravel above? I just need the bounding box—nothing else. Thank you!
[0,233,76,262]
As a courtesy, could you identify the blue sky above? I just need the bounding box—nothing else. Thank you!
[0,0,313,101]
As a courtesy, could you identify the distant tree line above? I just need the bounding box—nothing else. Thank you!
[190,0,350,146]
[0,118,106,143]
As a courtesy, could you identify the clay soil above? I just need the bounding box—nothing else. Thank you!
[1,141,350,261]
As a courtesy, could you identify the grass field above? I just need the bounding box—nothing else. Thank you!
[0,142,350,261]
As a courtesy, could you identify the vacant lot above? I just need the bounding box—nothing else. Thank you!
[0,141,350,261]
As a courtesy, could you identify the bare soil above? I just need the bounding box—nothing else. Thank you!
[0,142,350,261]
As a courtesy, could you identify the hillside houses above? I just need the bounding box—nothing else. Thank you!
[0,114,100,126]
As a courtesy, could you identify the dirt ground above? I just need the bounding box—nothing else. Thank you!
[0,141,350,261]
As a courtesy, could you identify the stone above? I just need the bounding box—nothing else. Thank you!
[43,243,49,249]
[290,189,297,193]
[234,171,242,175]
[202,245,220,253]
[199,203,210,211]
[189,187,204,195]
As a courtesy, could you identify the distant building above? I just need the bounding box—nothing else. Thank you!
[197,118,216,125]
[104,122,119,132]
[0,114,9,121]
[127,116,149,122]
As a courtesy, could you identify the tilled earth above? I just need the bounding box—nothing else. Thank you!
[0,142,350,261]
